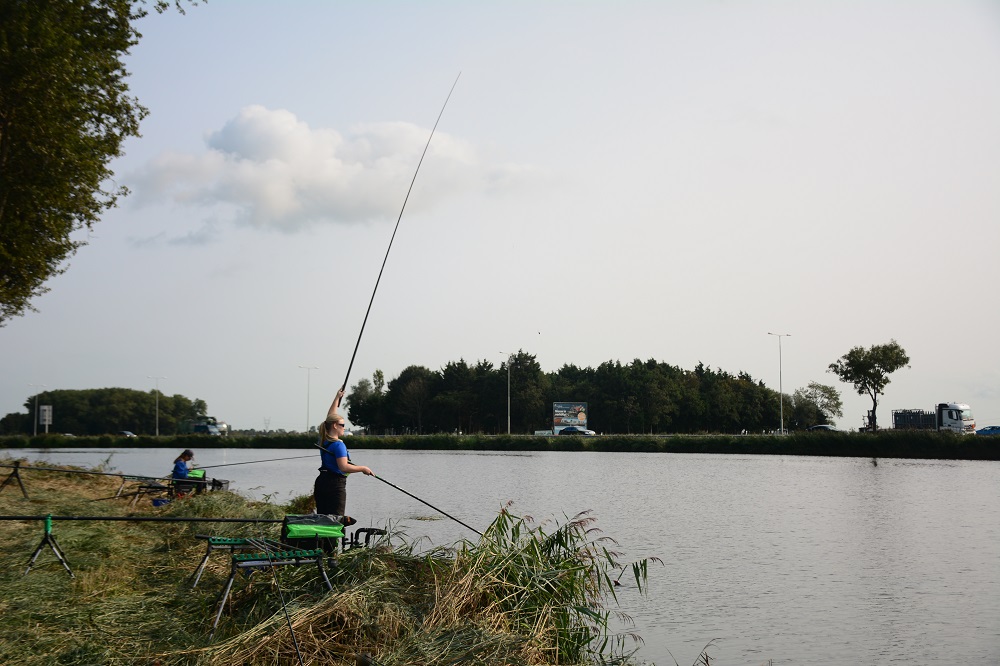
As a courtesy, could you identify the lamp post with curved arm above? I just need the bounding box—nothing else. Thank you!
[298,365,319,433]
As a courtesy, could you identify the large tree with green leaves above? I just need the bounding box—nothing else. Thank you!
[828,340,910,432]
[791,381,843,427]
[0,0,187,326]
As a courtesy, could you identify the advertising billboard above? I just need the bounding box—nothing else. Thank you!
[553,402,587,433]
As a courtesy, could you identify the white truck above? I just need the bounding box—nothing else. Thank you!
[892,402,976,434]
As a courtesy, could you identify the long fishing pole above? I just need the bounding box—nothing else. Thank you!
[255,78,457,656]
[340,72,461,393]
[374,475,482,537]
[193,455,316,471]
[304,437,481,536]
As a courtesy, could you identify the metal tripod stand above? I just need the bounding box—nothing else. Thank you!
[25,514,74,578]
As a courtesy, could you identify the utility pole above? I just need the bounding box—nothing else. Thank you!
[298,366,319,432]
[767,333,791,434]
[147,376,166,436]
[499,352,512,434]
[29,384,46,437]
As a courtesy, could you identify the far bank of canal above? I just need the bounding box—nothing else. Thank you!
[2,430,997,461]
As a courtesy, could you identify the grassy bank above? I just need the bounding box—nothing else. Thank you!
[2,430,996,461]
[0,458,656,666]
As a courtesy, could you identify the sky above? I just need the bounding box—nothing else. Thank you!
[3,1,1000,433]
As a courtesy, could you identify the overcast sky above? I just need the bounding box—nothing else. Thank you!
[3,1,999,433]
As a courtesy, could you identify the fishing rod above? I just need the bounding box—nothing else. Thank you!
[252,517,305,665]
[192,454,316,471]
[340,72,461,393]
[0,515,283,523]
[307,431,481,537]
[304,437,480,536]
[374,475,482,537]
[253,78,459,657]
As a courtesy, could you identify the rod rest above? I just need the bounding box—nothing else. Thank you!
[234,549,324,562]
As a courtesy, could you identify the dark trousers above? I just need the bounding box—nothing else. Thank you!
[314,471,347,516]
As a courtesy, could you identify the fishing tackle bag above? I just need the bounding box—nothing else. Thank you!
[282,514,347,552]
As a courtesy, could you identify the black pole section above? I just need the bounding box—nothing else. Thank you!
[0,515,283,523]
[341,73,461,393]
[0,464,166,482]
[250,521,305,664]
[374,475,482,537]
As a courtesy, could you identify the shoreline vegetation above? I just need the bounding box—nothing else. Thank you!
[1,431,996,461]
[0,458,662,666]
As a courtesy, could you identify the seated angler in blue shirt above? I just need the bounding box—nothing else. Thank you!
[172,449,194,479]
[314,388,374,517]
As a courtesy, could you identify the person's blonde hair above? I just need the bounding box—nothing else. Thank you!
[320,417,345,442]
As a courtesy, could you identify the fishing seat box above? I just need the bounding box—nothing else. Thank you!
[281,514,345,552]
[173,469,207,496]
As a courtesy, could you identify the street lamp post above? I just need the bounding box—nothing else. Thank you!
[147,376,166,436]
[767,333,791,434]
[29,384,46,437]
[499,352,511,434]
[298,365,319,433]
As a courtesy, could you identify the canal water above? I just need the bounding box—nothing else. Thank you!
[3,447,998,665]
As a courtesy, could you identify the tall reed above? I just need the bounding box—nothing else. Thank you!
[206,506,654,665]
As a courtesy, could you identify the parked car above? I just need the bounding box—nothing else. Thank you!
[558,425,596,436]
[807,424,838,432]
[976,425,1000,436]
[118,430,137,437]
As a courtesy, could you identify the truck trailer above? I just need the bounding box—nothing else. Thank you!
[891,402,975,434]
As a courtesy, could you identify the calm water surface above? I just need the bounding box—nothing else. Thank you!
[4,447,998,665]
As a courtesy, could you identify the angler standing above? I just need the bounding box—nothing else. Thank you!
[314,387,374,516]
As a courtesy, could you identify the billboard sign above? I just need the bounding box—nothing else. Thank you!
[39,405,53,426]
[553,402,587,432]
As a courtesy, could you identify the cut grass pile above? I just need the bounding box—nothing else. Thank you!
[0,458,656,665]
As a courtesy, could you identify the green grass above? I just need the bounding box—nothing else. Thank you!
[0,459,660,665]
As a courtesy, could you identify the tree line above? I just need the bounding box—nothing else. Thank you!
[0,388,208,436]
[346,352,843,435]
[2,340,911,437]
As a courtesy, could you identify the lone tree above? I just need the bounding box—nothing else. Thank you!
[0,0,190,326]
[792,381,844,427]
[828,340,910,431]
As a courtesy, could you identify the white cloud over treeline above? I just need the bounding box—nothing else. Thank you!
[130,105,534,233]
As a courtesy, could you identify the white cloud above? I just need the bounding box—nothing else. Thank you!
[129,105,535,234]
